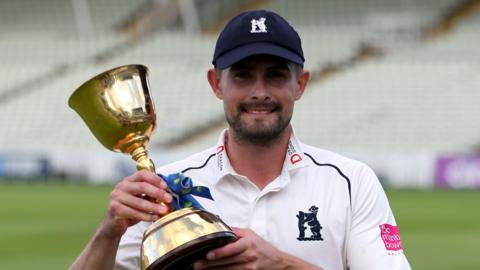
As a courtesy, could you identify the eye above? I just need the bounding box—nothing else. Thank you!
[268,69,290,80]
[232,71,252,81]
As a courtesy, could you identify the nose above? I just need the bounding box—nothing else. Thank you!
[251,76,270,100]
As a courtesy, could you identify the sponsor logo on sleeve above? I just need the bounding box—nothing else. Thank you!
[379,224,403,252]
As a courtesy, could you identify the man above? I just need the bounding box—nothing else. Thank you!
[70,10,411,270]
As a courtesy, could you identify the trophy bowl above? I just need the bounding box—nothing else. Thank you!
[69,65,236,270]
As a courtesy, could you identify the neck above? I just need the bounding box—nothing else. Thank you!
[225,126,292,190]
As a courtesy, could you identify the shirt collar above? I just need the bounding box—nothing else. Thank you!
[214,128,308,180]
[214,129,235,179]
[283,129,308,171]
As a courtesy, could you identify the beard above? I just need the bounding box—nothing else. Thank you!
[225,101,291,146]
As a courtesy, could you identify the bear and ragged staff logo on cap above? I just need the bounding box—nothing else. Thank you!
[250,17,268,33]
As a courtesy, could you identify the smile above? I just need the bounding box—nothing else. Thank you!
[241,103,278,114]
[244,108,275,114]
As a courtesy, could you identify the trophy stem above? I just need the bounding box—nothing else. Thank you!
[132,146,155,172]
[131,146,173,215]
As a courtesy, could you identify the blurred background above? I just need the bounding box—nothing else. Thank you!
[0,0,479,269]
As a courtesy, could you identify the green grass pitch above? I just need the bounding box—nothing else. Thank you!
[0,181,479,269]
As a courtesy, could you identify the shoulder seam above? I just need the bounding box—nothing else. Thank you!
[304,152,352,207]
[181,153,216,173]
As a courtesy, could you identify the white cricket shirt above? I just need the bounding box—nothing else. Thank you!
[115,129,411,270]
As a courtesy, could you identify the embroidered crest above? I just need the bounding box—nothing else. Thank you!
[250,17,267,33]
[296,205,324,241]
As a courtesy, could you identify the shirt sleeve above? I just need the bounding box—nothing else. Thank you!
[114,222,148,270]
[346,164,411,270]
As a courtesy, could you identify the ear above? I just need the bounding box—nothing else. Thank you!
[294,70,310,100]
[207,68,223,99]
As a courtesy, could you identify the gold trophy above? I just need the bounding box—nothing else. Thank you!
[69,65,236,270]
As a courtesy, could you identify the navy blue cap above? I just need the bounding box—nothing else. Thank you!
[212,10,304,69]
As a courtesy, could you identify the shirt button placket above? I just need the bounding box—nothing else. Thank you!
[250,195,268,238]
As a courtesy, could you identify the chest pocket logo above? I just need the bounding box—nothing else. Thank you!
[296,205,324,241]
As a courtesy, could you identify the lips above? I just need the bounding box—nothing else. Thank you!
[245,108,275,114]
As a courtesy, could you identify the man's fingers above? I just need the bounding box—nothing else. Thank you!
[106,171,176,222]
[109,199,159,222]
[231,227,250,237]
[122,181,172,203]
[192,239,249,269]
[120,171,173,207]
[124,170,167,189]
[114,190,168,215]
[205,238,248,260]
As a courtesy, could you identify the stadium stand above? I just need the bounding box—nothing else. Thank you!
[1,0,479,186]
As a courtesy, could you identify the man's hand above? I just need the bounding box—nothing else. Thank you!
[69,170,172,270]
[98,170,172,239]
[193,228,323,270]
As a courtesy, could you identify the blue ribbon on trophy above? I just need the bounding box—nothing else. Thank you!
[158,173,213,210]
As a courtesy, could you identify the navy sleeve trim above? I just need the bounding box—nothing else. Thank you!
[181,153,216,173]
[304,152,352,206]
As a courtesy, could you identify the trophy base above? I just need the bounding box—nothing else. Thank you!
[146,231,237,270]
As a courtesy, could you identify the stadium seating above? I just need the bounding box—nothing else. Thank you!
[1,0,479,185]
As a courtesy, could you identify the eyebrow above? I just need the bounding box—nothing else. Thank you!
[229,63,251,71]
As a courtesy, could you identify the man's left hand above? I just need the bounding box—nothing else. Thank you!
[192,228,322,270]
